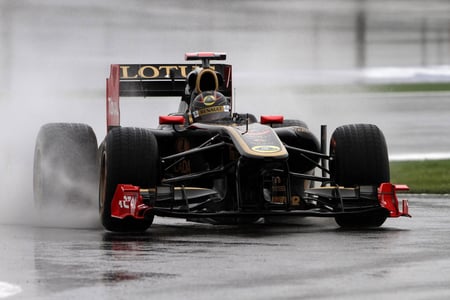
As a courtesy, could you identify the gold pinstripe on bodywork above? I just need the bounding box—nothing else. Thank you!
[193,122,288,159]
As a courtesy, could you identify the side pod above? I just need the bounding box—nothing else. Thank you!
[378,183,411,218]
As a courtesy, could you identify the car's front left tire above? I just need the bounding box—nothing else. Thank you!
[99,127,159,232]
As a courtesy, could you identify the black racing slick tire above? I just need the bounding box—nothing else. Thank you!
[99,127,159,232]
[329,124,390,228]
[33,123,98,213]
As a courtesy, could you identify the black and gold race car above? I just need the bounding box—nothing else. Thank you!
[33,52,410,232]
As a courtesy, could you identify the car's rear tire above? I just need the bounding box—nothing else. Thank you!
[99,127,159,232]
[33,123,98,213]
[329,124,390,228]
[272,119,308,129]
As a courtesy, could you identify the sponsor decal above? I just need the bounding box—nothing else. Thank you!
[174,159,191,174]
[119,64,218,79]
[291,195,301,206]
[118,194,138,215]
[251,145,281,153]
[120,65,191,79]
[203,95,217,106]
[196,105,230,117]
[271,196,286,204]
[107,97,119,116]
[176,137,190,152]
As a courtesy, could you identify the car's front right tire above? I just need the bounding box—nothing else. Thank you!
[329,124,390,228]
[33,123,98,213]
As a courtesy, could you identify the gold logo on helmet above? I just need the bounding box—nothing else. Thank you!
[203,95,217,106]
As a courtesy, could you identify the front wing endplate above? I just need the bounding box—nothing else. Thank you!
[378,183,411,218]
[111,184,150,220]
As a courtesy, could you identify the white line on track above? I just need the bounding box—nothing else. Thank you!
[390,152,450,161]
[0,282,22,298]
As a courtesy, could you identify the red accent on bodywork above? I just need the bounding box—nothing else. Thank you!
[159,115,185,125]
[185,52,227,61]
[111,184,150,220]
[224,65,232,90]
[260,115,284,124]
[106,64,121,131]
[378,183,411,218]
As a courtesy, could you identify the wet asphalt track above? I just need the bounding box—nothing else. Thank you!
[1,195,449,300]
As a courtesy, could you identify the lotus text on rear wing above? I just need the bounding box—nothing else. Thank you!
[120,64,217,79]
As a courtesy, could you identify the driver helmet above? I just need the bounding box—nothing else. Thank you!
[190,91,231,123]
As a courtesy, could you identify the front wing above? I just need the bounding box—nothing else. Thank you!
[110,183,410,221]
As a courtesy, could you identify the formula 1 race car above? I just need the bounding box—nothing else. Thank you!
[33,52,410,232]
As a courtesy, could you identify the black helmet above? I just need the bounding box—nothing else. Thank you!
[190,91,230,123]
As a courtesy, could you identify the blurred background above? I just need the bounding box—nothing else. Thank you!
[1,0,449,221]
[2,0,450,84]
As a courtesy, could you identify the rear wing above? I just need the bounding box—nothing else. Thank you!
[106,63,232,131]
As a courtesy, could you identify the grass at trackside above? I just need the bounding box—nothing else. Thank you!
[366,82,450,93]
[301,82,450,94]
[390,160,450,194]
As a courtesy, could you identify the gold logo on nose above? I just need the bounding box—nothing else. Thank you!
[251,145,281,153]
